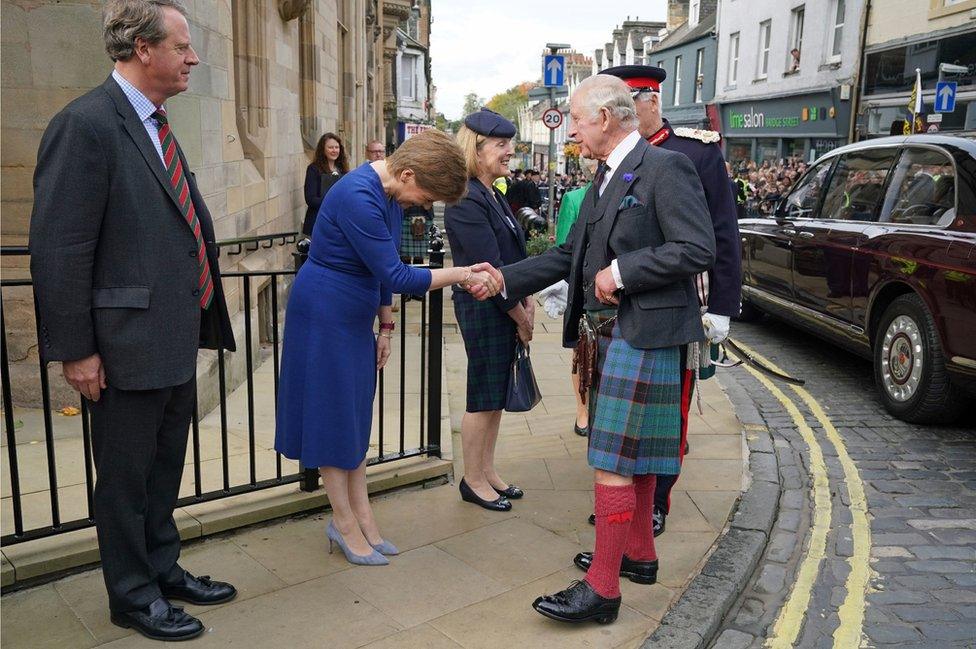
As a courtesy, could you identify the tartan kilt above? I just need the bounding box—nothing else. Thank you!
[587,317,682,477]
[454,296,516,412]
[400,215,429,260]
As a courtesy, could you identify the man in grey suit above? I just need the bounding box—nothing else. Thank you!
[29,0,236,641]
[475,75,715,625]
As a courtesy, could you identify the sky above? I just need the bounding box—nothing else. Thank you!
[430,1,668,120]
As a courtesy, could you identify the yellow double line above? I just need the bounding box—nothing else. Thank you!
[730,342,872,649]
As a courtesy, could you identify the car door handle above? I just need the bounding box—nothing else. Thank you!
[797,231,815,239]
[780,228,797,236]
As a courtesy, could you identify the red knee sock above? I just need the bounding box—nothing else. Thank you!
[585,483,636,599]
[625,474,658,561]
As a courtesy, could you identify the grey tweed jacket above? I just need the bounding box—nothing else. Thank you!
[29,76,235,391]
[501,136,716,350]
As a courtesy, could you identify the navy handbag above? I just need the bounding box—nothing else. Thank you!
[505,340,542,412]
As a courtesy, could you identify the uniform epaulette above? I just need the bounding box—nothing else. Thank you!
[673,127,721,144]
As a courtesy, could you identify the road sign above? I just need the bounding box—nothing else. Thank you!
[544,55,565,87]
[542,107,563,130]
[935,81,957,113]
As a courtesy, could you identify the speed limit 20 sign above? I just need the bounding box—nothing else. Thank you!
[542,108,563,130]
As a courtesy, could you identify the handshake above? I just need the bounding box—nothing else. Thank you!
[460,262,506,301]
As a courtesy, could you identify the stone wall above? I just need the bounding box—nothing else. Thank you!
[0,0,397,409]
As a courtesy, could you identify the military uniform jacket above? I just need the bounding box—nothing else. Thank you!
[652,120,742,317]
[500,137,716,350]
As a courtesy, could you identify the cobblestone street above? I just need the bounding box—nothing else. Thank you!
[713,317,976,649]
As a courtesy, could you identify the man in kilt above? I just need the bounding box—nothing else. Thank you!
[474,75,715,624]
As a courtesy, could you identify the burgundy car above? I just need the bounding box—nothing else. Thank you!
[739,134,976,424]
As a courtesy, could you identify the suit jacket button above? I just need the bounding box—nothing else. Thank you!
[192,289,200,296]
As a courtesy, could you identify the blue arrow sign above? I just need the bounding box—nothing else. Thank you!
[935,81,957,113]
[544,55,565,87]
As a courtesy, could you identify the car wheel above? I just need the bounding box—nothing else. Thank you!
[873,293,964,424]
[735,299,764,322]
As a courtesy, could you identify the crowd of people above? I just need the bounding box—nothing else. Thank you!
[730,156,809,216]
[28,0,743,640]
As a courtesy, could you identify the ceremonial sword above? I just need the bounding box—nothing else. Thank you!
[713,338,806,386]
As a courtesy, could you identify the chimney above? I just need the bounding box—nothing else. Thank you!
[667,0,689,32]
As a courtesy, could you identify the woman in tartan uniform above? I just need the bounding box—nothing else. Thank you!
[399,206,433,264]
[444,109,532,512]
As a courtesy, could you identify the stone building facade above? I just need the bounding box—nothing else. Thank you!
[1,0,421,408]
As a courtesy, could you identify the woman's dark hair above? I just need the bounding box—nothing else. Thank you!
[312,133,349,174]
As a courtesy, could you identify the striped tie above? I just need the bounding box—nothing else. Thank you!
[152,109,214,309]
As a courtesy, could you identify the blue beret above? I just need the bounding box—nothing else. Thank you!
[463,108,516,138]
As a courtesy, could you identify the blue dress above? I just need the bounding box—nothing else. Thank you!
[275,164,432,470]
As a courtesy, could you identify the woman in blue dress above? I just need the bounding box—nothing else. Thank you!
[275,130,498,566]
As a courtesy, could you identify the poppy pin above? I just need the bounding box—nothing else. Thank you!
[622,173,634,182]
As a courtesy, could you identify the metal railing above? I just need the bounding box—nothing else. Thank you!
[0,243,444,546]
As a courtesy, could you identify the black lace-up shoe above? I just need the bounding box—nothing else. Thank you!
[532,580,621,624]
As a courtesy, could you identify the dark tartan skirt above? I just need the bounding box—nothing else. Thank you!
[400,213,430,260]
[454,296,516,412]
[587,313,682,477]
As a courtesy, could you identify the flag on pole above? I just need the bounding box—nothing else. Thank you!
[905,68,922,134]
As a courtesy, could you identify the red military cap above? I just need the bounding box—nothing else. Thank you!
[600,64,667,92]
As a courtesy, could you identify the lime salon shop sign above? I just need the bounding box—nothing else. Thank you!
[721,91,849,136]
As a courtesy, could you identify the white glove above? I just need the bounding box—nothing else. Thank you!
[539,280,568,319]
[702,313,730,344]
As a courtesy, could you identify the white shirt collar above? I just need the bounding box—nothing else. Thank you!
[604,129,642,174]
[111,69,163,122]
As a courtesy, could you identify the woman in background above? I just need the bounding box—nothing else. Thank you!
[302,132,350,236]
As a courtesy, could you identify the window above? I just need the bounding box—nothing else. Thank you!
[781,159,834,219]
[657,59,664,69]
[820,149,899,222]
[690,0,701,26]
[673,56,682,106]
[787,6,804,72]
[729,32,740,86]
[880,148,956,226]
[828,0,845,61]
[400,53,419,101]
[694,48,705,103]
[757,20,771,79]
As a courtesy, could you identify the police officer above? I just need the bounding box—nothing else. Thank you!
[599,64,742,536]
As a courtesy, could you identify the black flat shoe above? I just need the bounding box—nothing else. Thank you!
[110,597,204,641]
[653,506,666,537]
[493,484,524,499]
[160,572,237,605]
[573,551,658,584]
[459,478,512,511]
[574,423,589,437]
[587,513,595,525]
[532,579,620,624]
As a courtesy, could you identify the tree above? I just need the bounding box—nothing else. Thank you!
[461,92,484,117]
[486,82,533,125]
[433,112,460,133]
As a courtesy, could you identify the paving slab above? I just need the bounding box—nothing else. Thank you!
[333,544,508,627]
[435,517,584,588]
